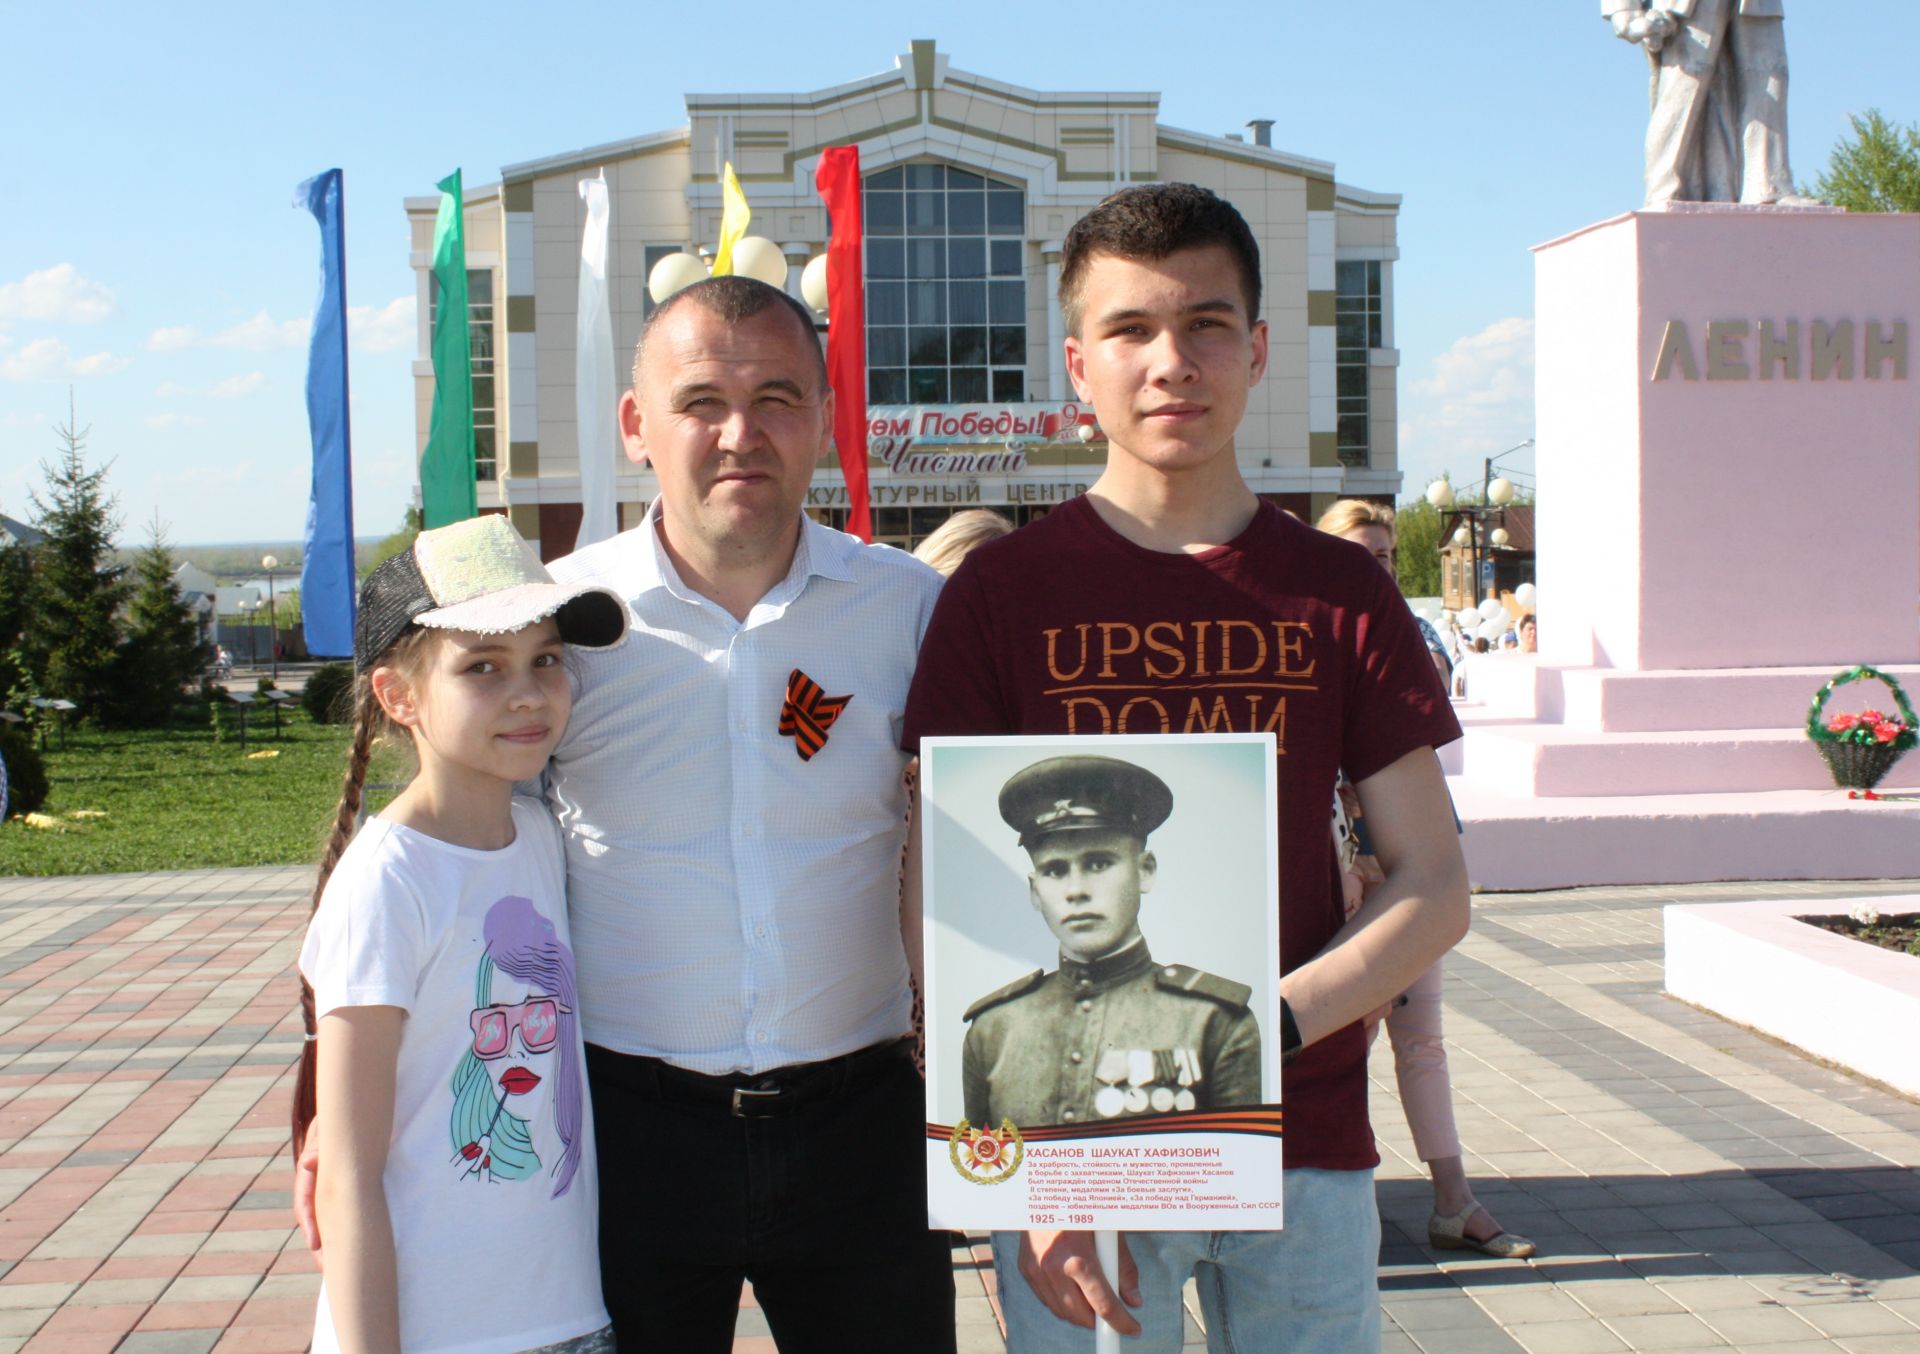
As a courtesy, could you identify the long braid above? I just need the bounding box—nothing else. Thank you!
[292,678,387,1158]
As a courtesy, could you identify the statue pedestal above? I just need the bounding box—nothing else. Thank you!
[1449,208,1920,889]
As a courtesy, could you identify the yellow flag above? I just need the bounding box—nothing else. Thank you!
[710,162,751,277]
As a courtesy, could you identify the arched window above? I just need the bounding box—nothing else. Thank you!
[864,163,1027,406]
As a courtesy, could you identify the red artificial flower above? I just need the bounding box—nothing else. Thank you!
[1828,713,1860,733]
[1875,722,1901,743]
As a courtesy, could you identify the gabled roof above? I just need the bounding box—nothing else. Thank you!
[0,512,43,547]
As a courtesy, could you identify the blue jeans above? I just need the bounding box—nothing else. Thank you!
[991,1168,1380,1354]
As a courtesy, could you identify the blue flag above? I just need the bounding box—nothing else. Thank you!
[295,169,356,658]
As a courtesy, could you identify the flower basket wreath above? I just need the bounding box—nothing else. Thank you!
[1806,665,1918,799]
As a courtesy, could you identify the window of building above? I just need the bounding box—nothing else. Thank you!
[863,163,1026,406]
[1335,260,1382,470]
[428,268,498,482]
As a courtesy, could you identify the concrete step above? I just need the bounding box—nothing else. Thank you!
[1560,664,1920,733]
[1462,661,1920,733]
[1456,723,1901,797]
[1450,778,1920,890]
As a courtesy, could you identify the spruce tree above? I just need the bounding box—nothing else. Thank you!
[112,515,209,726]
[0,534,33,707]
[25,403,127,721]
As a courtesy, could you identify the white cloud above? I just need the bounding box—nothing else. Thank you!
[144,309,308,353]
[0,264,116,324]
[209,372,265,399]
[207,373,259,399]
[153,372,267,401]
[348,295,417,353]
[0,337,130,382]
[146,326,197,353]
[1399,316,1535,489]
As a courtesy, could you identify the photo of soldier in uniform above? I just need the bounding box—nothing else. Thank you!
[960,753,1264,1129]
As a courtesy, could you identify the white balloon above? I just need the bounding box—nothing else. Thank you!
[1477,619,1503,643]
[1514,582,1538,609]
[1477,598,1505,623]
[800,254,830,312]
[731,236,790,288]
[648,252,707,304]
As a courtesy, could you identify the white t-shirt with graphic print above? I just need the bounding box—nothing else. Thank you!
[300,797,608,1354]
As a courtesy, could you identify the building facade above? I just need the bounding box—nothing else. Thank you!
[405,40,1405,557]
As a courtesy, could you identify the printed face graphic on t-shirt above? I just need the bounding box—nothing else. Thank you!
[469,974,559,1139]
[449,895,585,1197]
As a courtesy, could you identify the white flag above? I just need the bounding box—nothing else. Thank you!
[574,172,618,552]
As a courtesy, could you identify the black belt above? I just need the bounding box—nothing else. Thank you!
[594,1037,912,1118]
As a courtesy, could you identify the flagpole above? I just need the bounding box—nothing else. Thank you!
[421,169,476,527]
[573,169,617,552]
[293,168,356,658]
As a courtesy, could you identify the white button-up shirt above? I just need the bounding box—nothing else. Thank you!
[546,506,942,1074]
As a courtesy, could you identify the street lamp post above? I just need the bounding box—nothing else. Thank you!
[261,555,279,684]
[239,599,260,668]
[1425,439,1532,608]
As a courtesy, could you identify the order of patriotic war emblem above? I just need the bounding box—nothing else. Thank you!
[959,755,1261,1139]
[949,1118,1024,1184]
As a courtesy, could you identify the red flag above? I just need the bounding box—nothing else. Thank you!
[814,147,871,542]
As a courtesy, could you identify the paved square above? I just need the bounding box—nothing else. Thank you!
[0,869,1913,1351]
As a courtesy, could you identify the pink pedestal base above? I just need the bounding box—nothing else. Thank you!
[1453,781,1920,891]
[1450,210,1920,887]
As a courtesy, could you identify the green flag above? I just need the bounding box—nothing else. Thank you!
[422,170,476,527]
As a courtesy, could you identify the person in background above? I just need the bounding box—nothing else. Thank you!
[1318,501,1535,1262]
[913,509,1014,578]
[1314,500,1450,690]
[1518,612,1538,654]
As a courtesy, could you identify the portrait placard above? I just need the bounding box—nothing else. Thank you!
[921,733,1283,1232]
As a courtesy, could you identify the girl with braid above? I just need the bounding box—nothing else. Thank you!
[293,516,627,1354]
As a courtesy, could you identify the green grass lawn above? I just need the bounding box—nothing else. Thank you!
[0,711,409,877]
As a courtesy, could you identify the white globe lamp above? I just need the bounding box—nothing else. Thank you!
[800,254,830,313]
[1488,477,1516,506]
[648,252,708,304]
[1425,479,1455,509]
[731,236,790,289]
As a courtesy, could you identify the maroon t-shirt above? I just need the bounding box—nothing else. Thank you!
[901,496,1461,1171]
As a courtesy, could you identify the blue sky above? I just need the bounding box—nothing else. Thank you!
[3,2,1916,545]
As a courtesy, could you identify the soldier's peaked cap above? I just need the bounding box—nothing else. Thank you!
[999,756,1173,850]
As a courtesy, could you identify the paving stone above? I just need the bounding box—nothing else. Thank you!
[1500,1319,1631,1353]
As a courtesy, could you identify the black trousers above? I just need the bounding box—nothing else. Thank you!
[587,1041,957,1353]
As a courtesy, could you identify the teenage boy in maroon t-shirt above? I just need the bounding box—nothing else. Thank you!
[902,184,1468,1353]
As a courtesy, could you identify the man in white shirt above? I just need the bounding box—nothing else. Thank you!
[545,276,953,1350]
